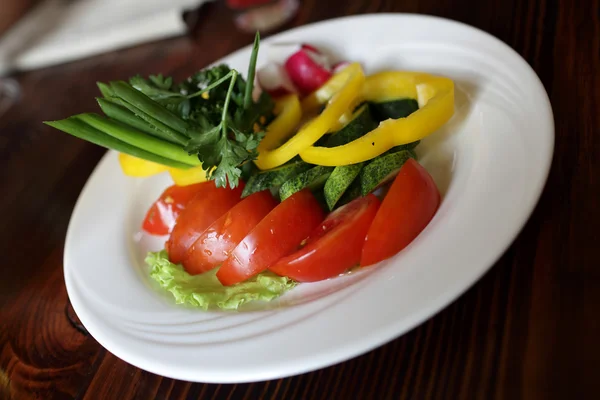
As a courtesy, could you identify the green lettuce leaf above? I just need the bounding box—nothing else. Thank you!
[146,251,296,310]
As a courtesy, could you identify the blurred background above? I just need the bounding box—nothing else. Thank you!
[0,0,300,72]
[0,0,299,118]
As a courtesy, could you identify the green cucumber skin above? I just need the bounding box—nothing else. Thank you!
[249,100,420,205]
[323,105,377,148]
[360,150,414,196]
[337,179,362,207]
[369,98,419,121]
[240,161,258,183]
[242,161,312,198]
[279,166,334,201]
[315,106,376,209]
[386,140,420,155]
[324,163,363,210]
[370,98,420,153]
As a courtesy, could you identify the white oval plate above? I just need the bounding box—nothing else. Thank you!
[64,14,553,383]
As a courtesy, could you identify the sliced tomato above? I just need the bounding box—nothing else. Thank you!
[361,158,440,267]
[270,194,380,282]
[216,189,324,286]
[166,182,244,264]
[183,191,278,275]
[142,183,210,236]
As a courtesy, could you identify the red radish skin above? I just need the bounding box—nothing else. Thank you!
[284,47,332,95]
[300,44,320,54]
[302,46,331,69]
[267,43,328,64]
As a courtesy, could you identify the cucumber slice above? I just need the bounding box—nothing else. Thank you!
[370,99,420,153]
[360,150,414,196]
[337,179,362,207]
[279,166,334,201]
[369,98,419,121]
[312,105,376,209]
[386,140,420,155]
[323,163,363,210]
[240,161,258,182]
[242,161,311,198]
[322,104,377,148]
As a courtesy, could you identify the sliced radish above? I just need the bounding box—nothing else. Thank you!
[284,47,332,95]
[256,62,298,98]
[300,43,321,54]
[301,45,332,70]
[267,43,329,64]
[332,61,352,74]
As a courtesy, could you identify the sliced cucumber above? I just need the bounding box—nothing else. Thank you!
[313,105,377,209]
[322,104,377,148]
[279,166,334,201]
[323,163,363,210]
[386,140,420,155]
[240,161,258,183]
[337,179,362,207]
[370,98,421,154]
[369,98,419,121]
[242,161,311,198]
[360,150,414,196]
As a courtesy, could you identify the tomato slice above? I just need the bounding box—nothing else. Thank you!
[166,182,245,264]
[216,189,324,286]
[183,191,278,275]
[270,194,380,282]
[142,183,210,236]
[361,158,440,267]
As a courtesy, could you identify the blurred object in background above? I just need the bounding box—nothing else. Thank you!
[0,0,43,37]
[0,0,212,76]
[0,78,19,119]
[228,0,299,33]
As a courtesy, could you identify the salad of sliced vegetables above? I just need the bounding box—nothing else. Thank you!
[46,33,455,310]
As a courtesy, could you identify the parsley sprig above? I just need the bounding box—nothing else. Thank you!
[45,32,273,189]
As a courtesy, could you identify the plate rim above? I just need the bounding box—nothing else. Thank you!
[64,12,555,383]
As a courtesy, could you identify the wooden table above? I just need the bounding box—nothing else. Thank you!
[1,0,598,398]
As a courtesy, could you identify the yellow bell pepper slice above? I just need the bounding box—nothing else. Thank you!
[327,71,421,131]
[299,72,454,166]
[119,152,208,186]
[256,94,302,155]
[255,63,365,170]
[118,153,169,177]
[168,165,209,186]
[361,71,419,102]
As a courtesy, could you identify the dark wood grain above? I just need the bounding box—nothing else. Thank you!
[0,0,43,36]
[1,0,599,398]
